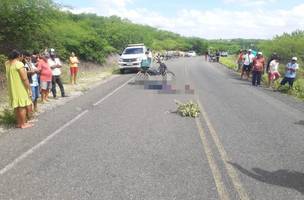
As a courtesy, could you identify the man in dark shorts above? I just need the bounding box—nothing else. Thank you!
[241,49,255,80]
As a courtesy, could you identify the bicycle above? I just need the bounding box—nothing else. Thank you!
[147,59,175,81]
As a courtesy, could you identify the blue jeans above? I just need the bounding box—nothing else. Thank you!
[31,86,39,101]
[252,71,262,86]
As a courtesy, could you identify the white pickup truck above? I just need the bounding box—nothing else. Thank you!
[118,44,147,74]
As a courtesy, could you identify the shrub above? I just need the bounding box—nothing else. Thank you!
[0,108,16,128]
[220,56,237,70]
[292,79,304,99]
[0,54,7,73]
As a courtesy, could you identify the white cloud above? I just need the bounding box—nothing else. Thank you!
[223,0,277,6]
[67,1,304,39]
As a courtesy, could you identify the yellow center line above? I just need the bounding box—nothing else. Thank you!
[184,60,249,199]
[195,118,230,200]
[196,99,250,200]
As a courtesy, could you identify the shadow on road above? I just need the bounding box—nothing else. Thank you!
[228,162,304,194]
[295,120,304,126]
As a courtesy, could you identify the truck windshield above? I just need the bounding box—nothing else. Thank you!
[124,48,144,54]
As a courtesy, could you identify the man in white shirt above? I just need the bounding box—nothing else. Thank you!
[280,57,299,88]
[241,49,255,80]
[48,51,66,98]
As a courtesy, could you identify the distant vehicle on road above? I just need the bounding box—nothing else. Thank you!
[118,44,147,74]
[186,51,197,57]
[221,51,228,57]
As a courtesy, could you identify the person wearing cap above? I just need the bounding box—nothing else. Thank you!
[241,49,255,80]
[252,52,265,86]
[48,51,66,98]
[280,57,299,88]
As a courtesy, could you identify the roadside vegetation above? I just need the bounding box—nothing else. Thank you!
[0,0,209,63]
[220,48,304,101]
[0,108,16,128]
[219,56,236,70]
[258,31,304,66]
[208,39,262,54]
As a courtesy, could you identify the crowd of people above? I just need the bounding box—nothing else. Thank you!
[4,49,79,129]
[237,49,299,88]
[3,47,301,129]
[204,51,221,62]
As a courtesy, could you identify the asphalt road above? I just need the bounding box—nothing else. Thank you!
[0,57,304,199]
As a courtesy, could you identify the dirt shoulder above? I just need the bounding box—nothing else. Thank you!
[0,56,120,133]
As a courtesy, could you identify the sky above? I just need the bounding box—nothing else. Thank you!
[55,0,304,39]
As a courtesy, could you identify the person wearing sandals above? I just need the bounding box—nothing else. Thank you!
[280,57,299,89]
[69,52,79,85]
[268,56,280,88]
[5,50,33,129]
[241,49,255,80]
[252,52,265,86]
[37,54,52,103]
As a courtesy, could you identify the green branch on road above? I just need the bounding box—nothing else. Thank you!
[175,100,200,118]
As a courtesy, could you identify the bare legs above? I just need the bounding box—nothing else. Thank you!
[241,69,250,80]
[41,89,49,103]
[32,99,38,112]
[70,73,77,85]
[15,107,33,129]
[26,104,33,120]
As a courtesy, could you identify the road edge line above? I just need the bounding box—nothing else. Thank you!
[0,110,89,176]
[93,77,134,106]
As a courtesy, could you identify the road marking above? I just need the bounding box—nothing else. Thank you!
[93,77,134,106]
[195,118,230,200]
[197,99,250,200]
[183,60,250,200]
[0,110,89,176]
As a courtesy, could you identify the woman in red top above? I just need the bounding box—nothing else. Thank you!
[37,54,52,103]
